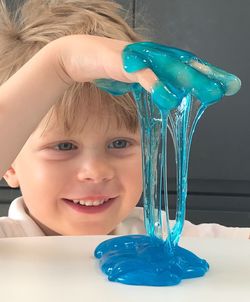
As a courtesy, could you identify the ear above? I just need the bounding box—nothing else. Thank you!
[3,166,20,188]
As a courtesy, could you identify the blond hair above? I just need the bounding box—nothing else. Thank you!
[0,0,143,133]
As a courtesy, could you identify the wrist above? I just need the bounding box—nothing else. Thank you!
[45,38,75,88]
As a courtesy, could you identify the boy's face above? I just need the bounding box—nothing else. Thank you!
[4,108,142,235]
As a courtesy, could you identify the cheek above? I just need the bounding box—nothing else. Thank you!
[122,157,143,197]
[32,162,64,184]
[16,158,69,198]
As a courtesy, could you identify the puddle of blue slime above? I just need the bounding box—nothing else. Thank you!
[94,42,241,286]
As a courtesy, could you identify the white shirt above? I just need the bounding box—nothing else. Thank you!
[0,197,249,239]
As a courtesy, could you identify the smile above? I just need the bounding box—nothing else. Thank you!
[62,197,117,214]
[72,199,108,206]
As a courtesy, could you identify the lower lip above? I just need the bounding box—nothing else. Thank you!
[62,198,116,214]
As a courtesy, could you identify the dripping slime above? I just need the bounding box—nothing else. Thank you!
[94,42,241,286]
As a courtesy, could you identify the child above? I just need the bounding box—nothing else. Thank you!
[0,0,249,238]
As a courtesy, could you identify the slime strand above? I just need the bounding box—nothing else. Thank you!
[94,42,241,286]
[168,96,206,246]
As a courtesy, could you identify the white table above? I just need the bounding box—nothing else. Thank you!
[0,236,249,302]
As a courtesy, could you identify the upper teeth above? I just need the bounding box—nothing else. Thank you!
[72,199,106,206]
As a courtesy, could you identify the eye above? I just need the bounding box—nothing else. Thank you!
[108,139,130,149]
[54,142,77,151]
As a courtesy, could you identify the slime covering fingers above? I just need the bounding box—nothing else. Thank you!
[123,43,229,105]
[96,41,241,105]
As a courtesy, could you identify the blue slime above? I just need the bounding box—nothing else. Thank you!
[94,42,241,286]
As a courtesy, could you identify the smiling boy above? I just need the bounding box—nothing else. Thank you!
[0,0,249,239]
[4,87,143,236]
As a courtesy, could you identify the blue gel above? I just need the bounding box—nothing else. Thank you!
[94,42,241,286]
[95,235,208,286]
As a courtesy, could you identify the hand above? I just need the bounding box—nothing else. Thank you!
[95,41,241,111]
[54,35,158,91]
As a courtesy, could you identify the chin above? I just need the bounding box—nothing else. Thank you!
[61,227,113,236]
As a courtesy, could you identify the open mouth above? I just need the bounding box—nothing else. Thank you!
[62,197,116,213]
[71,198,109,207]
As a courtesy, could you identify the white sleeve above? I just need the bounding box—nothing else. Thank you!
[182,220,250,239]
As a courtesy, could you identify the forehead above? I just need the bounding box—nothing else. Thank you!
[35,83,138,138]
[36,107,135,139]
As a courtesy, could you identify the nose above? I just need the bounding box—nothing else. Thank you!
[76,156,115,183]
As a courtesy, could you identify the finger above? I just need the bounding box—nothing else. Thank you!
[151,80,183,111]
[122,48,149,73]
[123,45,225,104]
[149,58,224,105]
[124,42,196,66]
[133,67,158,92]
[189,59,241,96]
[95,68,183,112]
[124,42,238,104]
[162,61,225,104]
[93,69,155,95]
[122,42,189,95]
[134,68,183,111]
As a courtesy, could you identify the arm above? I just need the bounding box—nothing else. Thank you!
[0,35,156,178]
[0,38,69,178]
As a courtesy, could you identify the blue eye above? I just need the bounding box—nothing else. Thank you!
[55,142,77,151]
[109,139,130,149]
